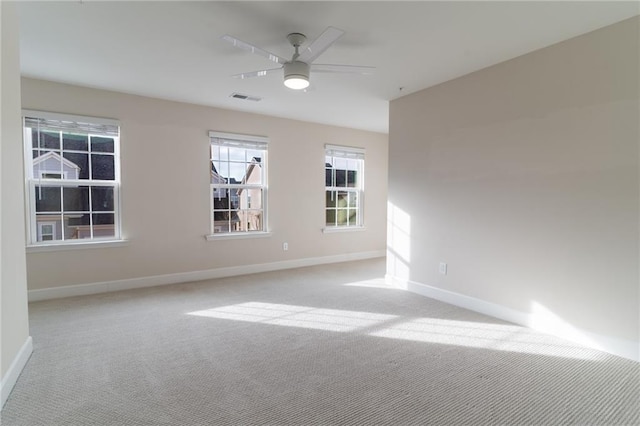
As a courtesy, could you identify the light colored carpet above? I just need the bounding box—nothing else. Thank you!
[2,258,638,425]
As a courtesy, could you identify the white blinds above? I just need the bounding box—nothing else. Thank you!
[209,131,268,149]
[23,111,120,137]
[325,144,365,160]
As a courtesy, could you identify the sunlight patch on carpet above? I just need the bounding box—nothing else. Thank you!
[188,302,398,332]
[369,317,602,360]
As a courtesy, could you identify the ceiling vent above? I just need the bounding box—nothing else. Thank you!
[230,93,262,102]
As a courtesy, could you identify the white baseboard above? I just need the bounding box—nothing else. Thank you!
[1,336,33,409]
[387,274,639,363]
[29,250,386,302]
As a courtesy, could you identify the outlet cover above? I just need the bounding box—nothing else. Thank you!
[439,262,447,275]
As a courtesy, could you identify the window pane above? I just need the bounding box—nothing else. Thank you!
[91,136,114,153]
[348,191,358,207]
[63,152,89,179]
[236,210,262,232]
[243,162,262,185]
[346,169,358,188]
[336,209,350,226]
[229,162,248,182]
[92,214,115,238]
[211,161,223,180]
[326,209,337,227]
[63,186,90,211]
[35,186,61,212]
[63,133,88,151]
[228,147,246,162]
[333,157,348,170]
[246,149,262,163]
[246,210,262,231]
[325,166,334,187]
[91,187,114,211]
[32,150,62,178]
[335,169,347,187]
[216,161,230,180]
[218,146,229,162]
[326,190,337,208]
[65,213,91,240]
[242,189,262,209]
[38,131,60,150]
[91,154,115,180]
[212,196,230,210]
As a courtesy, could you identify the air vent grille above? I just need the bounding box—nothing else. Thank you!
[230,93,262,102]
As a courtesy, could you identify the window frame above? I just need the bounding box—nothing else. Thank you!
[324,144,365,231]
[23,110,123,247]
[207,131,269,239]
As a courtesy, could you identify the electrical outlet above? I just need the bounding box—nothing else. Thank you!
[439,262,447,275]
[283,242,288,251]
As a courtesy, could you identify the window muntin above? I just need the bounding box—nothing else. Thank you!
[23,111,121,245]
[325,145,364,228]
[209,132,268,235]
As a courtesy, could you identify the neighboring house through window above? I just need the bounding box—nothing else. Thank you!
[325,144,364,229]
[23,110,121,245]
[209,131,268,235]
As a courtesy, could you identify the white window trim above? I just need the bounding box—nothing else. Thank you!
[324,144,365,230]
[205,232,272,241]
[322,226,366,233]
[23,109,119,129]
[208,131,269,238]
[23,110,123,247]
[26,239,129,253]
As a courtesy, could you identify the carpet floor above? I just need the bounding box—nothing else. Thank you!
[2,258,638,425]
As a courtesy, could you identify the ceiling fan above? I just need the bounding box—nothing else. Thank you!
[221,27,374,90]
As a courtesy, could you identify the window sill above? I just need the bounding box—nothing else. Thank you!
[26,239,129,253]
[205,232,272,241]
[322,226,366,234]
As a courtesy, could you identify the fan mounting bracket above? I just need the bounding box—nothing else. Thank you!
[286,33,307,48]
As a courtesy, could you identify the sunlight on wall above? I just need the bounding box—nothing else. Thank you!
[387,201,411,280]
[530,301,603,353]
[188,302,398,332]
[188,302,601,360]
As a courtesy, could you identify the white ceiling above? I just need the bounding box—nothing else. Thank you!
[18,1,639,134]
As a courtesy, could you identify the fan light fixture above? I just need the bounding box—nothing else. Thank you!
[284,76,309,90]
[283,61,310,90]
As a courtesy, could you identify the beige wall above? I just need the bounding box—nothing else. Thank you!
[1,0,31,397]
[388,17,639,358]
[21,78,388,291]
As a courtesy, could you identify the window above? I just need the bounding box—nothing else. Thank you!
[23,110,121,245]
[325,144,364,228]
[209,131,268,235]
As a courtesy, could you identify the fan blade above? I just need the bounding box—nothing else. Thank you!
[221,34,288,65]
[311,64,375,74]
[297,27,345,63]
[232,68,282,79]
